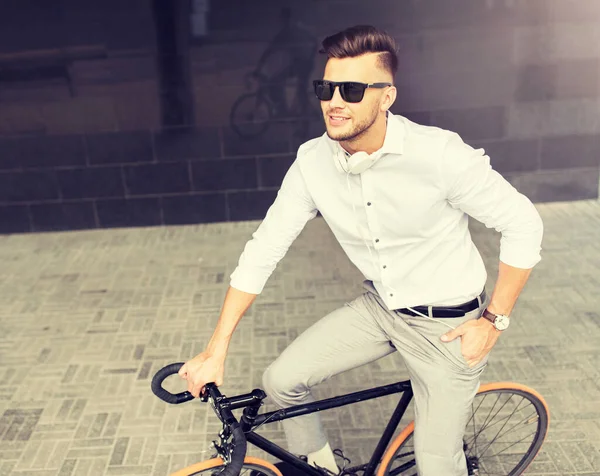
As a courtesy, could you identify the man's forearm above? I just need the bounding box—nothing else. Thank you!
[486,261,533,316]
[207,286,257,357]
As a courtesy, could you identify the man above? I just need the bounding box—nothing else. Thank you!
[179,25,543,476]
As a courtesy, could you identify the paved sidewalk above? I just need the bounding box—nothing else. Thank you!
[0,199,599,476]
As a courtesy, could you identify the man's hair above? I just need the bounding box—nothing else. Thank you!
[319,25,398,78]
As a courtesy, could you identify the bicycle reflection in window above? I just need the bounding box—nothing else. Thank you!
[230,8,320,139]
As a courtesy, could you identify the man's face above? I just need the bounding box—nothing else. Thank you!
[320,53,392,142]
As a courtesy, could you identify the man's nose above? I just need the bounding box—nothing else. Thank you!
[329,86,345,108]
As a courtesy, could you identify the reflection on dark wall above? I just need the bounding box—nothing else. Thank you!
[0,0,159,134]
[0,0,599,234]
[229,7,319,140]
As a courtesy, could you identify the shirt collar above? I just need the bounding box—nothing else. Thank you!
[381,111,405,155]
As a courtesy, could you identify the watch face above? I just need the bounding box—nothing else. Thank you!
[495,315,510,331]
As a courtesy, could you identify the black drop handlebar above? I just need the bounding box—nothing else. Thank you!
[150,363,247,476]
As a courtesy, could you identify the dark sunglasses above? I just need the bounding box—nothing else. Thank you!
[313,80,392,103]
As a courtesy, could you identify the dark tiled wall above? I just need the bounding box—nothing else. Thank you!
[0,124,298,233]
[1,116,599,234]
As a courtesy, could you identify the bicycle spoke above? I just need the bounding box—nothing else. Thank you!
[481,431,538,459]
[491,411,538,443]
[465,409,522,449]
[470,398,480,454]
[472,393,516,443]
[467,400,535,446]
[466,413,516,455]
[467,393,510,457]
[484,420,537,458]
[466,393,487,428]
[476,401,531,458]
[466,394,532,454]
[475,398,534,434]
[478,393,504,434]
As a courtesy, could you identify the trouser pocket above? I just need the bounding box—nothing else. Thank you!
[396,307,488,374]
[446,308,490,372]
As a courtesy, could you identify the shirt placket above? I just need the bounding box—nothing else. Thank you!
[360,174,392,295]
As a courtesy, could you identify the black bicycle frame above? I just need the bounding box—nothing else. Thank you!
[230,380,414,476]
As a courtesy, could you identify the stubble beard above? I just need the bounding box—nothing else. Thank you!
[324,108,379,143]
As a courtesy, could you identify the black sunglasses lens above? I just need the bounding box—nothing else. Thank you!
[340,82,366,103]
[314,81,333,101]
[314,81,368,102]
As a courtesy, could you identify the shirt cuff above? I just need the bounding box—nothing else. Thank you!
[499,248,542,269]
[229,271,265,295]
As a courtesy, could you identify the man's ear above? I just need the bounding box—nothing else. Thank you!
[381,86,397,112]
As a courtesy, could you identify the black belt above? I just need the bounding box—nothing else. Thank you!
[396,290,486,318]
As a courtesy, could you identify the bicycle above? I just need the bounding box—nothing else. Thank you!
[229,71,319,139]
[152,362,549,476]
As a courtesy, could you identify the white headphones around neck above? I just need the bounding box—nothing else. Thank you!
[333,147,383,175]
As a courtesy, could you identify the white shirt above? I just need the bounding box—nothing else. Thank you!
[230,113,543,309]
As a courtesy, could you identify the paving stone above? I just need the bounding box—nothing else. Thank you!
[0,200,599,475]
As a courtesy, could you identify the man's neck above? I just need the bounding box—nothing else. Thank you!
[340,114,387,155]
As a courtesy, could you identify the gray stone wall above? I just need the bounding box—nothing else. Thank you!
[0,0,599,233]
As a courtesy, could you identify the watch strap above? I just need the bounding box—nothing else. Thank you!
[482,308,498,325]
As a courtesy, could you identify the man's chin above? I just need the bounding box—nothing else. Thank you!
[325,126,354,142]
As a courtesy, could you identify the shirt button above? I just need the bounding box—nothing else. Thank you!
[375,239,380,243]
[390,293,394,297]
[383,265,387,269]
[367,202,372,206]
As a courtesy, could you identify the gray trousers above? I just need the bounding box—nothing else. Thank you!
[262,280,489,476]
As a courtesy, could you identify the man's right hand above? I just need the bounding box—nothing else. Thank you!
[179,287,256,397]
[178,351,226,398]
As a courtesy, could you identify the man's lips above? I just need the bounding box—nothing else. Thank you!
[328,114,350,124]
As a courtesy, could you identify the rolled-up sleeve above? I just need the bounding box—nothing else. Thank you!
[440,133,544,269]
[229,159,318,294]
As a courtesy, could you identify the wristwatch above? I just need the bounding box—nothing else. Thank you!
[482,309,510,331]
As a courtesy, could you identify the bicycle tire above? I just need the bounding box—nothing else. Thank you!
[171,456,282,476]
[378,382,549,476]
[230,93,272,138]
